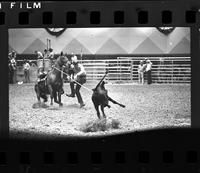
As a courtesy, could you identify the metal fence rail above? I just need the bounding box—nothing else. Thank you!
[80,57,191,83]
[16,57,191,84]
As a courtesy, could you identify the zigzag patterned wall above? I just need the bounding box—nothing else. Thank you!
[9,27,190,55]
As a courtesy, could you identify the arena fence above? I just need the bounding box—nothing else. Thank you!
[14,57,190,84]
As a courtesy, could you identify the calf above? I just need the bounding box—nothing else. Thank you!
[92,71,125,119]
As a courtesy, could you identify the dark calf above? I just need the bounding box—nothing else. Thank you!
[92,72,125,119]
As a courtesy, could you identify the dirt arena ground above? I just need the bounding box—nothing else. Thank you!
[9,83,191,139]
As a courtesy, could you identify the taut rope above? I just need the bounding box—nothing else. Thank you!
[53,66,93,92]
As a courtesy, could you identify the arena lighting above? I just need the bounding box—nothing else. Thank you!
[45,28,66,36]
[156,27,176,35]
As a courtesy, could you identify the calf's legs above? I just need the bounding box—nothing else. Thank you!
[93,103,100,119]
[108,96,125,108]
[100,105,106,118]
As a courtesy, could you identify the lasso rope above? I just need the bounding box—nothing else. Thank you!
[53,66,93,92]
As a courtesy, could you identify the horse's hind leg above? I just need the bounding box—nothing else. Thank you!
[94,103,100,119]
[35,84,41,103]
[53,91,58,103]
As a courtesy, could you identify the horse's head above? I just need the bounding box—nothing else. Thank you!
[60,55,68,66]
[56,54,69,68]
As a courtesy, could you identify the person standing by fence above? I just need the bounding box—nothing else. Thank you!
[23,60,31,83]
[145,59,153,84]
[138,60,146,84]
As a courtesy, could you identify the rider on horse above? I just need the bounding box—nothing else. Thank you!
[35,50,49,82]
[35,51,68,106]
[48,48,55,67]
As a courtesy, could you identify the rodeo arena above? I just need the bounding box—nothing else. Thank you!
[9,28,191,139]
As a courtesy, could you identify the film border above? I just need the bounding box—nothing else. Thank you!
[0,0,200,172]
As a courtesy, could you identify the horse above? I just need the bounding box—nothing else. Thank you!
[34,53,68,106]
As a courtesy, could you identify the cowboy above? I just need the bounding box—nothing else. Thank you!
[9,51,17,84]
[9,52,17,84]
[138,60,146,84]
[66,54,86,108]
[37,69,48,82]
[23,59,31,83]
[9,50,17,60]
[145,59,153,84]
[35,51,43,59]
[43,49,49,59]
[48,48,55,67]
[35,51,47,82]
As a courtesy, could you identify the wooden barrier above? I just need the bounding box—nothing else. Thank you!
[15,57,191,84]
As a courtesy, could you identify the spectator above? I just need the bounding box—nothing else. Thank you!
[9,53,17,84]
[138,60,146,84]
[145,59,153,84]
[23,60,31,83]
[35,51,43,59]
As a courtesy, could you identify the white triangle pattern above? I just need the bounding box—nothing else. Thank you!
[76,28,116,54]
[112,28,148,53]
[148,29,168,53]
[166,27,190,53]
[9,28,190,55]
[9,29,37,54]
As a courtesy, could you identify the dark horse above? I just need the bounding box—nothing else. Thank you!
[34,53,68,106]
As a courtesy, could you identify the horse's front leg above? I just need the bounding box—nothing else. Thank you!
[58,91,63,106]
[53,90,58,103]
[47,85,54,105]
[35,84,41,103]
[53,91,62,106]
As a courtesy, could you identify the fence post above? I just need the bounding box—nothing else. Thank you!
[117,58,119,81]
[130,60,133,82]
[120,60,122,82]
[172,59,174,84]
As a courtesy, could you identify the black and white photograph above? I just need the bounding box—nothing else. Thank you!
[9,27,191,138]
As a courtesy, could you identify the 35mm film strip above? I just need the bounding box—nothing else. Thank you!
[0,1,199,26]
[0,1,200,172]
